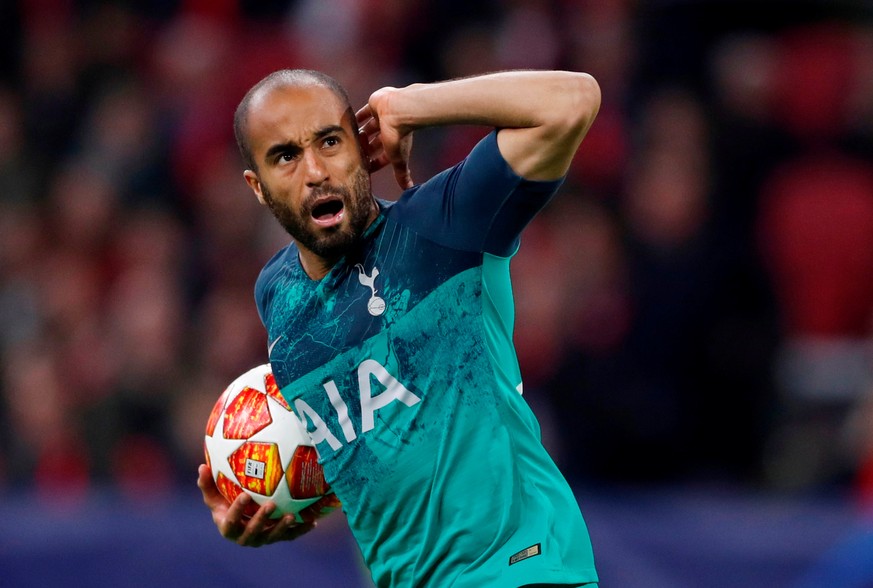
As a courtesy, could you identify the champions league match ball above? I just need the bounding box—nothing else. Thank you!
[204,363,340,520]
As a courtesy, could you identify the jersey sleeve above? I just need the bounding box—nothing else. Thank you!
[253,245,291,328]
[391,130,564,257]
[254,266,271,327]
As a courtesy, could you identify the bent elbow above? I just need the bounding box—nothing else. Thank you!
[562,72,602,139]
[533,71,602,149]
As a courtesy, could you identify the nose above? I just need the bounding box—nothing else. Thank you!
[302,149,329,186]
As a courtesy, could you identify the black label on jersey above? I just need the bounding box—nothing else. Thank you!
[509,543,541,566]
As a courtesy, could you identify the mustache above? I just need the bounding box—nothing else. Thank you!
[302,185,349,212]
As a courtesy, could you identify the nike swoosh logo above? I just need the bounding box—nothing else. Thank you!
[268,335,283,356]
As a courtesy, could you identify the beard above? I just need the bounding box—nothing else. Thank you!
[261,165,374,260]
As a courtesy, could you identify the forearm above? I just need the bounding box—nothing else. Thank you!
[371,70,600,181]
[374,71,596,132]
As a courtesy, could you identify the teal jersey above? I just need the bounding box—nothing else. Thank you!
[255,132,597,587]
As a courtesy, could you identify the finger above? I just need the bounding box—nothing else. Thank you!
[236,500,277,546]
[385,133,413,189]
[361,129,381,159]
[262,514,312,544]
[263,514,295,543]
[197,463,211,490]
[367,131,383,152]
[366,136,389,173]
[369,152,389,173]
[219,492,254,539]
[394,165,414,190]
[363,132,387,170]
[359,116,380,136]
[355,104,373,126]
[197,465,227,509]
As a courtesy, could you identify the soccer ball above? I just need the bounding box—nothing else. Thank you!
[204,363,340,520]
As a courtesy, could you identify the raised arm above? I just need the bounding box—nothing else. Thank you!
[356,70,601,189]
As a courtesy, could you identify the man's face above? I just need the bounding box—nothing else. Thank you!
[243,84,376,262]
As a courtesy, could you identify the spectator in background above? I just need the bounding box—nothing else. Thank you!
[758,145,873,491]
[752,22,873,492]
[549,83,778,483]
[0,87,38,205]
[0,0,871,511]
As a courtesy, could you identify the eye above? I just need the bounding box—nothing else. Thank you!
[322,136,340,149]
[278,151,299,163]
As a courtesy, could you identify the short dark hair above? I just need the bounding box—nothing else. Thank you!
[233,69,353,171]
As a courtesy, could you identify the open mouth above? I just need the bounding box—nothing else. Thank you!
[310,197,345,227]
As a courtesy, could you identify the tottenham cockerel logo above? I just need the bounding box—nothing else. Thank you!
[355,263,386,316]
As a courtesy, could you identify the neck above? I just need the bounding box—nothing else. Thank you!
[298,248,338,281]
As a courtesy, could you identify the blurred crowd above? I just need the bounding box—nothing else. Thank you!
[1,0,872,509]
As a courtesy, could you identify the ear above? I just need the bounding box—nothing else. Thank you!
[243,170,267,205]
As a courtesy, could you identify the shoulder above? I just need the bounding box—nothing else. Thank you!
[386,131,515,219]
[257,242,298,284]
[384,131,561,255]
[420,131,516,198]
[254,242,298,323]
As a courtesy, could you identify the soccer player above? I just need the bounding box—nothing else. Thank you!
[198,69,601,587]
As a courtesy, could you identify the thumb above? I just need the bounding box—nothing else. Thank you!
[393,164,413,190]
[388,132,414,189]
